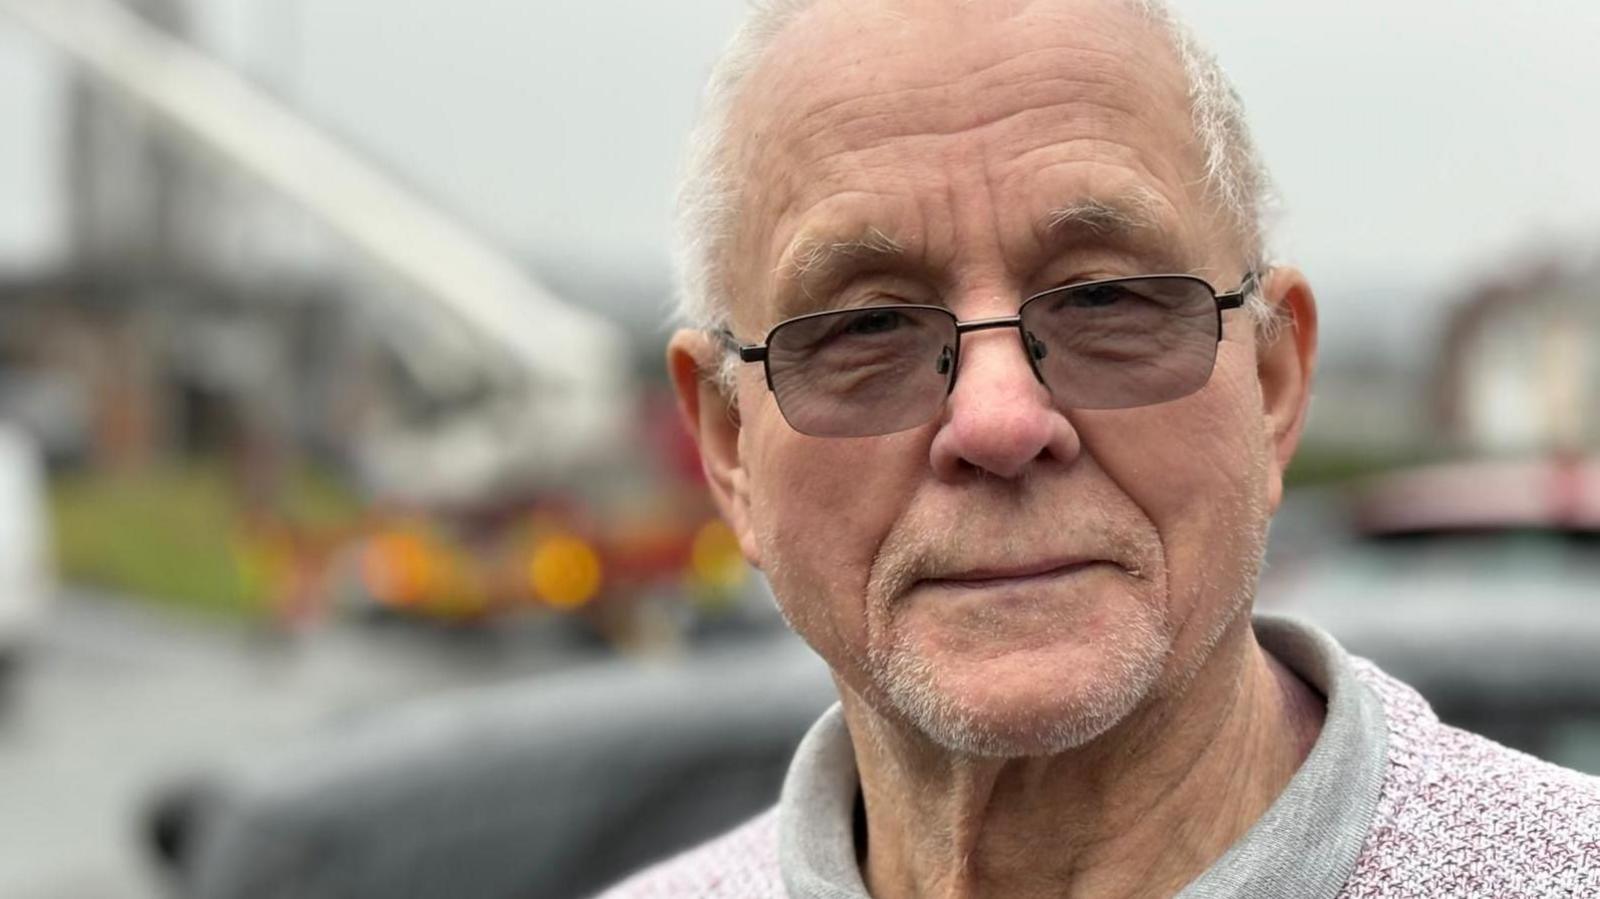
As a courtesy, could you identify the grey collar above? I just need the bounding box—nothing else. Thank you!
[776,615,1388,899]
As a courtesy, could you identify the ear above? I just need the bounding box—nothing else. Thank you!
[1255,267,1319,513]
[666,330,762,569]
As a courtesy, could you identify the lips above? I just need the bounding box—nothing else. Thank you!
[920,557,1108,590]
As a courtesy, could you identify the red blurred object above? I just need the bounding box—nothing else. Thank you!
[1352,454,1600,535]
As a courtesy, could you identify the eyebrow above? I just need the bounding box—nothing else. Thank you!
[1044,193,1159,238]
[772,226,909,317]
[788,227,906,281]
[771,190,1188,318]
[1038,189,1191,272]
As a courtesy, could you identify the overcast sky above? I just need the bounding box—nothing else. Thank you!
[3,0,1598,353]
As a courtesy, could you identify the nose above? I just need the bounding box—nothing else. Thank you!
[929,327,1083,480]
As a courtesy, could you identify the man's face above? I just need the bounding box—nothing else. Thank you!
[692,0,1308,756]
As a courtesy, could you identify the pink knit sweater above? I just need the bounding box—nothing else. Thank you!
[600,656,1600,897]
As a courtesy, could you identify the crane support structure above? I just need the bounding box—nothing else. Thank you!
[1,0,634,496]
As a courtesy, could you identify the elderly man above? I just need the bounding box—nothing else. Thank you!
[604,1,1600,896]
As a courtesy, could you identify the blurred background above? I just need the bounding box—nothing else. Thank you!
[0,1,1596,896]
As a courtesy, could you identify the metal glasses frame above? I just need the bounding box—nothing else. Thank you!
[722,272,1257,398]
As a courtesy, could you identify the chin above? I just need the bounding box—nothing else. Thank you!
[869,616,1169,758]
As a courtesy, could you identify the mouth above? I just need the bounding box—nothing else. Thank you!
[919,557,1115,591]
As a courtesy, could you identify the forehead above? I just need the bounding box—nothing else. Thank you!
[727,0,1214,323]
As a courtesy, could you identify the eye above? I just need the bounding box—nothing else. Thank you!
[841,308,907,336]
[1065,284,1131,308]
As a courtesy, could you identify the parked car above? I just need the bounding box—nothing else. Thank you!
[144,632,836,899]
[0,422,52,707]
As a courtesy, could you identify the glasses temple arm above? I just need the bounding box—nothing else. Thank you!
[1216,271,1260,310]
[714,328,768,363]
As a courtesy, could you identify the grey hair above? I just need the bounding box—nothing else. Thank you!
[675,0,1282,369]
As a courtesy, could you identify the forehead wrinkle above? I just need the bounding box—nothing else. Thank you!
[780,56,1163,170]
[1003,145,1200,262]
[749,4,1183,173]
[748,46,1193,240]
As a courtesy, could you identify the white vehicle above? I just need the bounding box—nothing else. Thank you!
[0,422,51,700]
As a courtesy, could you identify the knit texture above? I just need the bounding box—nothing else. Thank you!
[598,661,1600,898]
[1337,659,1600,898]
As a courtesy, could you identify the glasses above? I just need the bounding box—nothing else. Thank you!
[721,272,1257,438]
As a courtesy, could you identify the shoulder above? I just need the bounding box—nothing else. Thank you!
[1344,660,1600,897]
[593,808,786,899]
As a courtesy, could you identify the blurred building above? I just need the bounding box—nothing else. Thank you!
[1435,255,1600,457]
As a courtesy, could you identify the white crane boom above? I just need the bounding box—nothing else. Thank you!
[0,0,633,497]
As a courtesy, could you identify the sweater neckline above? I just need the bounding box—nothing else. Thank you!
[775,614,1389,899]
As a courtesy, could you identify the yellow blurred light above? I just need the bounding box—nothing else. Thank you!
[529,534,602,610]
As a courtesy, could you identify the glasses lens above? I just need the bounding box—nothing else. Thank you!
[1021,277,1220,409]
[765,306,956,437]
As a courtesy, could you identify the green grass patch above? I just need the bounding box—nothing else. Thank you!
[50,462,363,621]
[1285,445,1442,488]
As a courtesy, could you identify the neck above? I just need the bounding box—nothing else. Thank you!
[839,619,1326,899]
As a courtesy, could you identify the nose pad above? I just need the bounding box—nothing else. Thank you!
[1025,331,1048,361]
[1023,331,1049,385]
